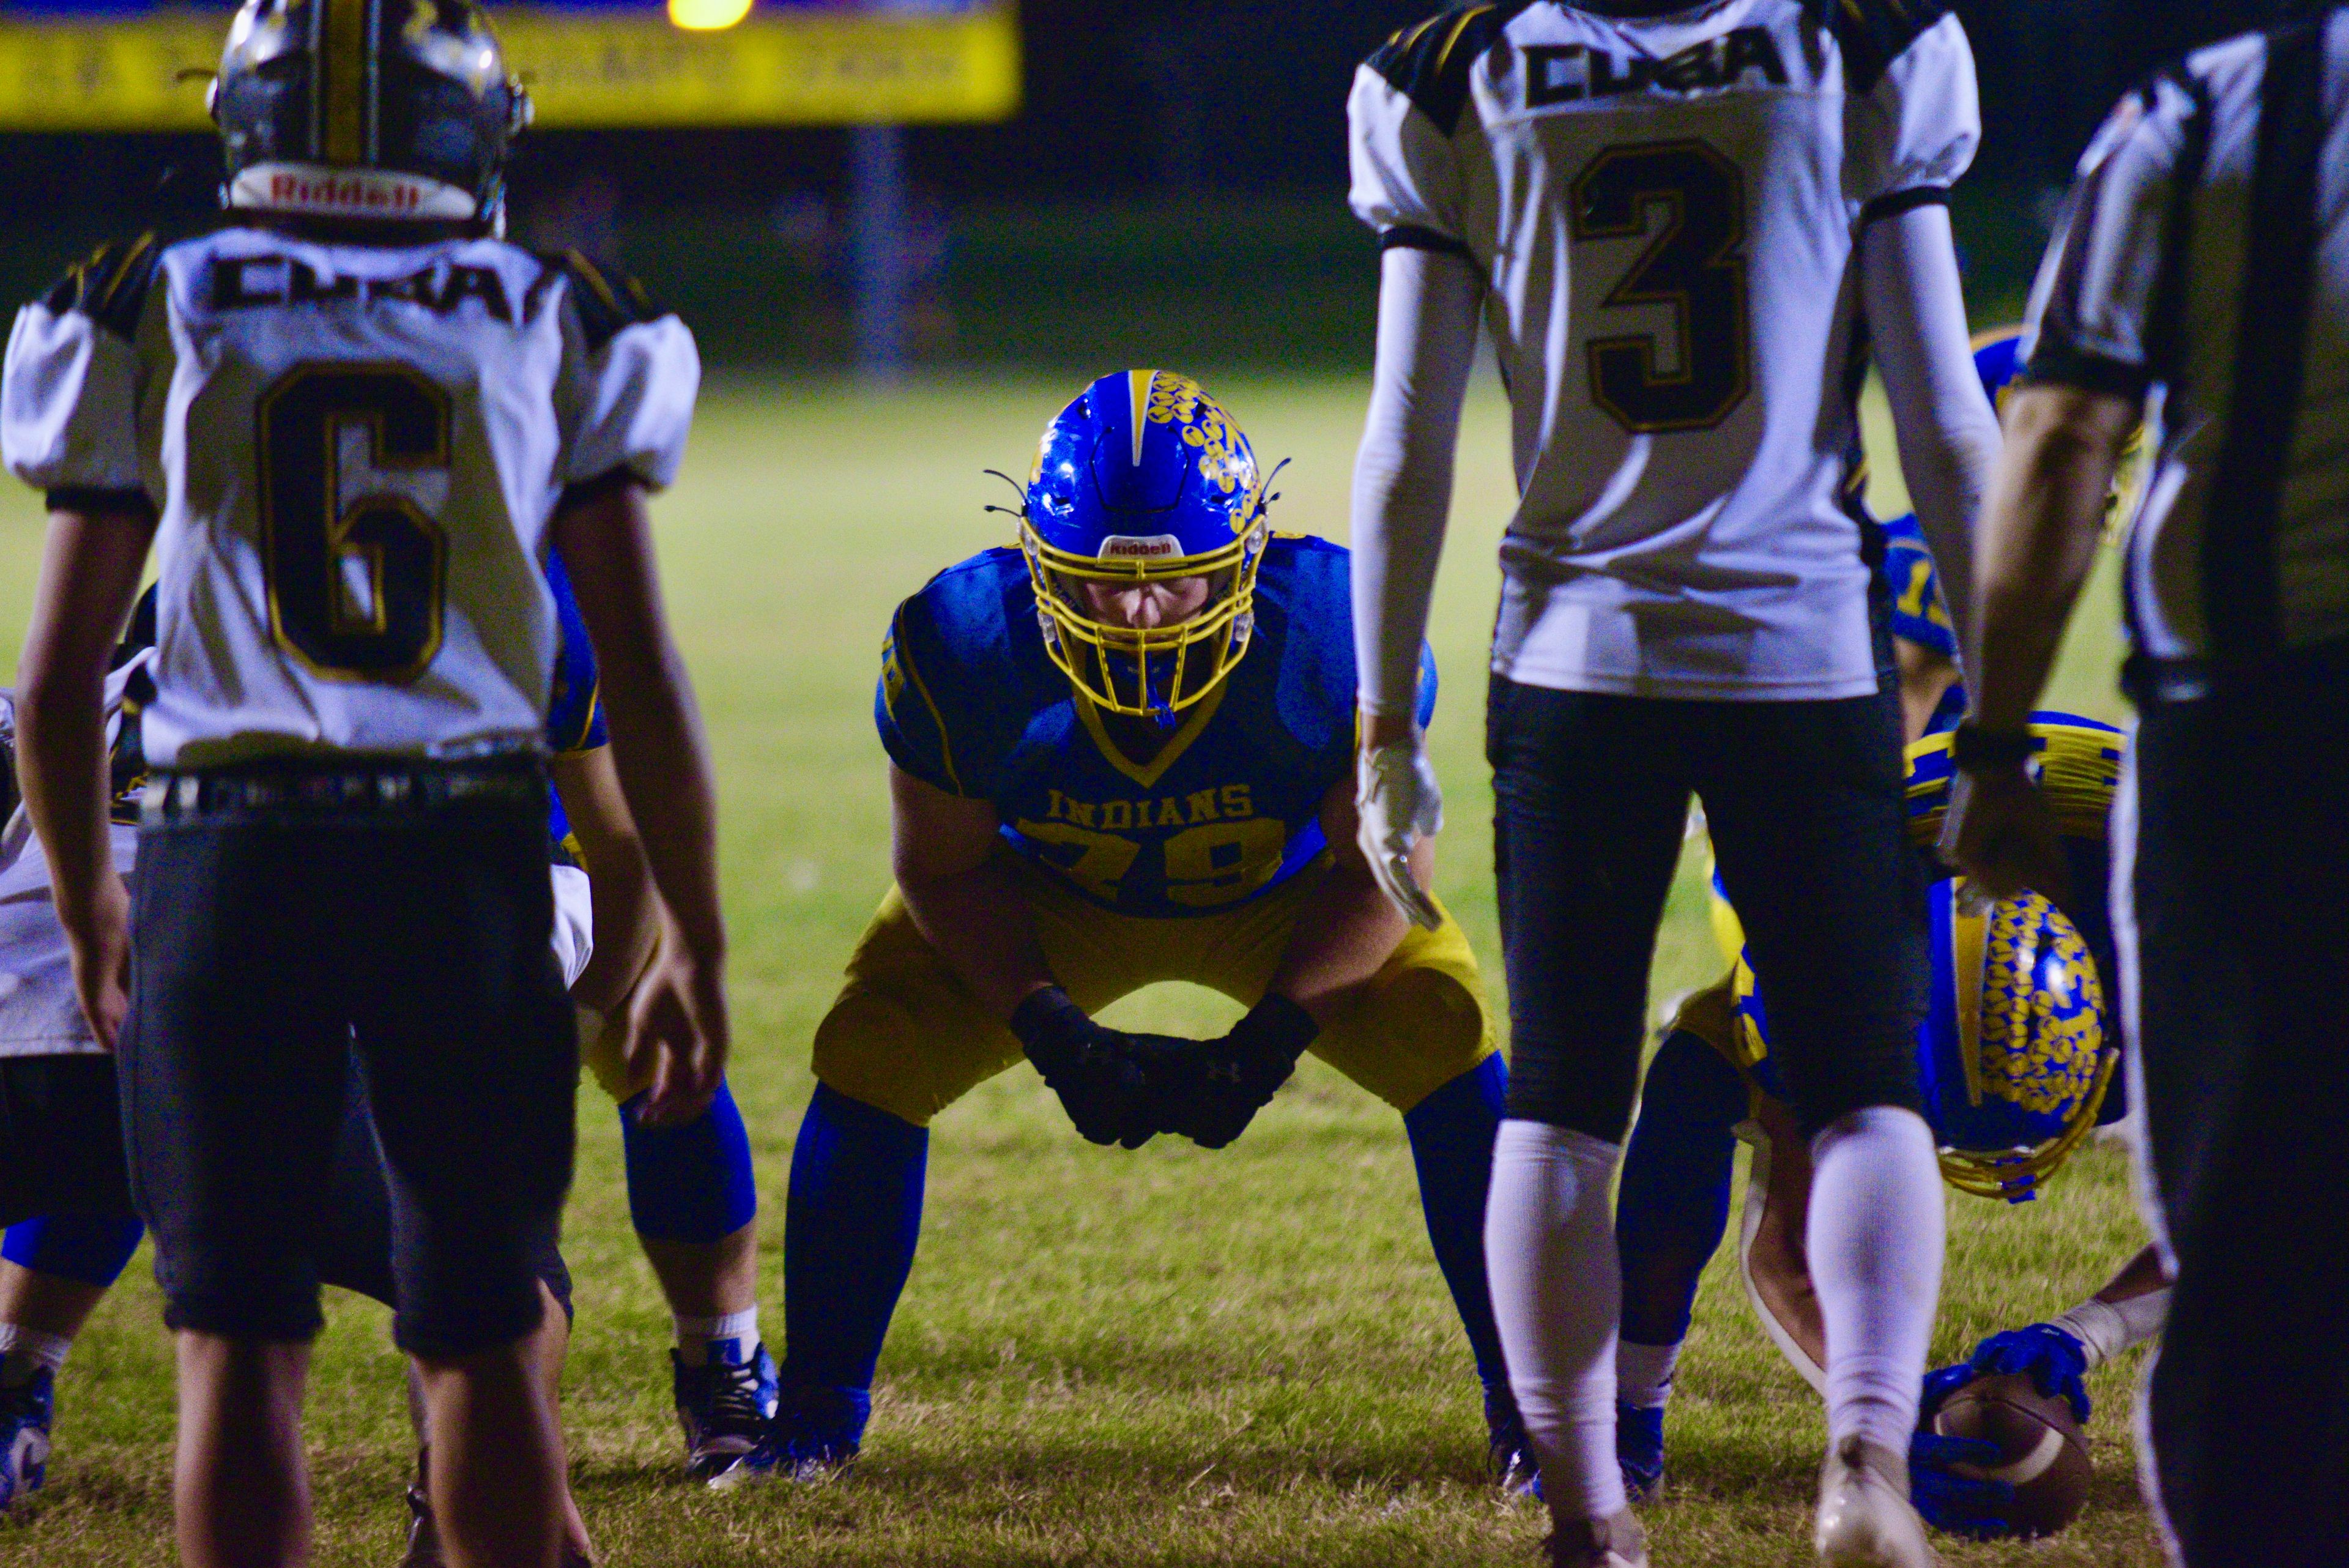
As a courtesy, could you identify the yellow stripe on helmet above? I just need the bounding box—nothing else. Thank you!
[321,0,369,165]
[1128,370,1154,470]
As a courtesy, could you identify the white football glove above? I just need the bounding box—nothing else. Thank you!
[1356,737,1444,931]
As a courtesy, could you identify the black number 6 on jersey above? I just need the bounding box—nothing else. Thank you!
[1570,142,1753,434]
[256,364,450,683]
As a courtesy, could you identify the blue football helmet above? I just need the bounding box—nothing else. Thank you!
[1921,883,2117,1202]
[1716,873,2118,1203]
[1019,371,1274,718]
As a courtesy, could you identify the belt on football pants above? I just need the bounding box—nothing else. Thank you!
[142,756,546,823]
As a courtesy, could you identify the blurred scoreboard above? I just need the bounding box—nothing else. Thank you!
[0,0,1020,128]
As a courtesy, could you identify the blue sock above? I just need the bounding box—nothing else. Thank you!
[1403,1053,1510,1397]
[1615,1030,1748,1348]
[780,1083,927,1442]
[2,1214,146,1290]
[621,1076,760,1245]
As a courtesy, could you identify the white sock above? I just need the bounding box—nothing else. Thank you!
[2051,1288,2171,1370]
[1616,1339,1682,1411]
[0,1323,72,1386]
[1808,1107,1944,1455]
[675,1308,760,1369]
[1485,1120,1628,1522]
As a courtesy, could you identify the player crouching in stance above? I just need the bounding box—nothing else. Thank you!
[0,1,729,1561]
[1614,718,2166,1537]
[730,372,1526,1488]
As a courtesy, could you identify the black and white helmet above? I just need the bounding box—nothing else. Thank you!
[210,0,532,231]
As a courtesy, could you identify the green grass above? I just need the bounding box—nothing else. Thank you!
[0,374,2162,1565]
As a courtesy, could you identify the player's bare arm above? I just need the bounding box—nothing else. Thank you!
[1943,384,2140,901]
[1351,246,1480,927]
[1263,774,1427,1022]
[1862,204,2003,659]
[551,746,661,1014]
[888,764,1053,1021]
[553,478,729,1124]
[14,504,154,1051]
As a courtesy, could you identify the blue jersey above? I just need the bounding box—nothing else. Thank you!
[543,549,607,855]
[877,535,1435,920]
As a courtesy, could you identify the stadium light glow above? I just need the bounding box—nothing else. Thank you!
[669,0,751,31]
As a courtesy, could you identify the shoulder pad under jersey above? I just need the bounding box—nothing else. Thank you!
[42,233,168,341]
[1822,0,1956,95]
[1367,4,1531,135]
[539,249,669,353]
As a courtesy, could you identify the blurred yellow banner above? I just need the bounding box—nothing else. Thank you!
[0,3,1022,129]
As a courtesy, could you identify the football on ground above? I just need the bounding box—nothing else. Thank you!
[0,375,2164,1566]
[1935,1372,2096,1537]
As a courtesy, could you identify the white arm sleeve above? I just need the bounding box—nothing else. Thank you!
[2050,1286,2170,1369]
[1863,203,2000,661]
[1351,245,1482,720]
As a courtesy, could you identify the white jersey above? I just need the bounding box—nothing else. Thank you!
[1349,0,1980,699]
[2024,9,2349,669]
[2,228,698,766]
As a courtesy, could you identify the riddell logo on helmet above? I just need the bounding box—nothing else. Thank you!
[229,163,478,221]
[1098,535,1182,560]
[273,171,420,213]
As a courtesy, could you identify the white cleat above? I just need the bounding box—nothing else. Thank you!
[1814,1436,1939,1567]
[1546,1509,1649,1568]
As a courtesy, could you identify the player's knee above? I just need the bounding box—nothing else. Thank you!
[1,1214,146,1290]
[161,1276,330,1345]
[1346,968,1495,1115]
[1501,1031,1642,1143]
[1642,1029,1752,1131]
[1779,1028,1926,1142]
[811,990,972,1128]
[621,1077,760,1244]
[391,1239,552,1361]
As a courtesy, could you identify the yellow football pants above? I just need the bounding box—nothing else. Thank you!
[579,1005,637,1102]
[812,853,1496,1127]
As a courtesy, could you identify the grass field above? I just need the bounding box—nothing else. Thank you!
[0,373,2167,1566]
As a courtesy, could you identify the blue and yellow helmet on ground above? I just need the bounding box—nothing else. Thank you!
[1721,882,2117,1204]
[1918,880,2116,1201]
[1712,712,2126,1202]
[1020,371,1275,719]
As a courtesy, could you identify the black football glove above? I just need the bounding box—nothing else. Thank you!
[1162,993,1319,1150]
[1011,986,1159,1149]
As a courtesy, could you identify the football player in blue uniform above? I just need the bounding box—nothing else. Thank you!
[1606,334,2169,1538]
[725,372,1524,1488]
[544,551,777,1484]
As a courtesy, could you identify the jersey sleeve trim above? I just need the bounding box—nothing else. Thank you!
[546,250,672,355]
[555,464,651,517]
[548,687,607,756]
[1380,225,1475,259]
[881,603,966,797]
[43,485,157,518]
[1859,185,1951,224]
[1365,3,1526,137]
[1830,0,1956,97]
[43,234,166,342]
